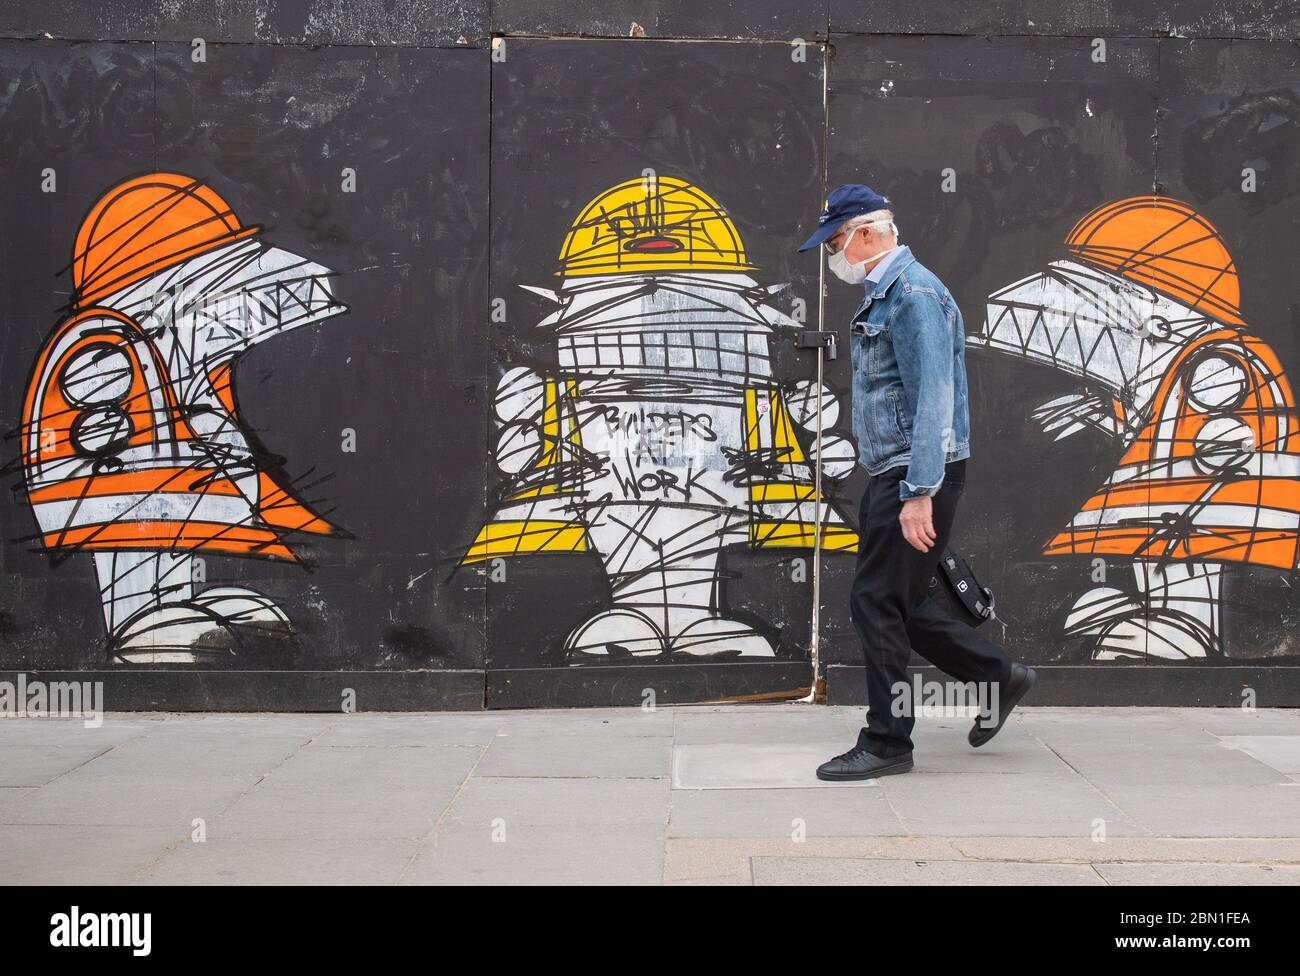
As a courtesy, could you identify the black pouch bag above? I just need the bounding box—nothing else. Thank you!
[928,547,996,627]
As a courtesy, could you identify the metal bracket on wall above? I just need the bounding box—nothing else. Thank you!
[797,329,837,360]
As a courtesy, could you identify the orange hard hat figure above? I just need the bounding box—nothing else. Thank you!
[974,196,1300,660]
[21,173,350,663]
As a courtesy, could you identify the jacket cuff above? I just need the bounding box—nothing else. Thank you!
[900,477,941,500]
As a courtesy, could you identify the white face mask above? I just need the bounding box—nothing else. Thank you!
[827,221,899,285]
[827,226,868,284]
[828,247,868,284]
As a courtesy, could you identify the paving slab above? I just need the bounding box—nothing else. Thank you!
[477,732,672,779]
[751,855,1107,885]
[1215,736,1300,777]
[0,743,119,787]
[668,786,903,838]
[0,787,35,821]
[0,717,158,745]
[879,770,1145,837]
[673,742,862,789]
[312,713,503,748]
[214,742,483,838]
[138,833,420,885]
[664,836,966,885]
[92,714,334,741]
[493,707,675,739]
[1104,784,1300,838]
[438,775,670,829]
[1094,862,1300,885]
[0,824,184,884]
[3,728,317,828]
[949,836,1300,864]
[1175,708,1300,736]
[403,821,664,885]
[673,707,850,746]
[1018,710,1300,836]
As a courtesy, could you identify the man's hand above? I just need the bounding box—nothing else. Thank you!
[899,496,936,552]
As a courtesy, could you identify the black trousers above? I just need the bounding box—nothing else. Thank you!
[850,459,1012,756]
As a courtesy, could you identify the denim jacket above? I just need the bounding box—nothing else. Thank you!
[847,245,971,500]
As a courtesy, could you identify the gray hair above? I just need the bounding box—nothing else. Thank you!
[843,208,900,243]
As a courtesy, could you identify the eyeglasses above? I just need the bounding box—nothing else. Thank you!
[823,218,891,254]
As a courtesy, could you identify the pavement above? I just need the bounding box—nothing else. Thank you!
[2,705,1299,885]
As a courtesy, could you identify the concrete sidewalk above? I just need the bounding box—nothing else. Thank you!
[2,705,1299,885]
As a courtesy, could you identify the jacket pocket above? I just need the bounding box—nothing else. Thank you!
[887,388,911,446]
[859,320,887,378]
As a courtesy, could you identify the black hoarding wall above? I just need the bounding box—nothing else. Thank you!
[0,37,490,708]
[821,33,1159,696]
[821,30,1300,705]
[484,36,826,706]
[0,2,1297,709]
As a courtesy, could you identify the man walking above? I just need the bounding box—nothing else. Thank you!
[798,184,1037,780]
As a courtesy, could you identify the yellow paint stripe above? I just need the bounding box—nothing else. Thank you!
[772,391,808,463]
[539,379,559,467]
[750,483,816,502]
[506,484,561,500]
[749,522,858,551]
[461,520,587,564]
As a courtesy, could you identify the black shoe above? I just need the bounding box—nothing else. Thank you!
[816,737,914,781]
[969,663,1037,748]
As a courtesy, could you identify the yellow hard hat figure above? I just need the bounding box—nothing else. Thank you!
[465,173,858,664]
[556,176,754,278]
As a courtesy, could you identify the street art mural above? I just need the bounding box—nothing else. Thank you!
[463,175,858,663]
[973,196,1300,661]
[15,172,350,664]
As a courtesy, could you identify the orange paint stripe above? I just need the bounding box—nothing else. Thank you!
[1213,477,1300,510]
[256,472,337,535]
[1046,526,1298,568]
[27,468,243,503]
[42,521,293,560]
[1044,526,1155,556]
[1079,480,1208,510]
[1079,477,1300,514]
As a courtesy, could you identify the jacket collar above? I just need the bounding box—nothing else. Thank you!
[865,244,915,300]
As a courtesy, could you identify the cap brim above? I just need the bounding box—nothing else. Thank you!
[797,216,848,252]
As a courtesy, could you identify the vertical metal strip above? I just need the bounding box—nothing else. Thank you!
[799,40,831,704]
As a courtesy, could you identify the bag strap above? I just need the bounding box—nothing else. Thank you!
[938,547,996,622]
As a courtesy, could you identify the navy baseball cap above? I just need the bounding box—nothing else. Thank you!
[797,183,892,252]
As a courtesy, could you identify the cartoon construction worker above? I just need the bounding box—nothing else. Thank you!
[974,196,1300,659]
[463,174,858,662]
[20,172,349,663]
